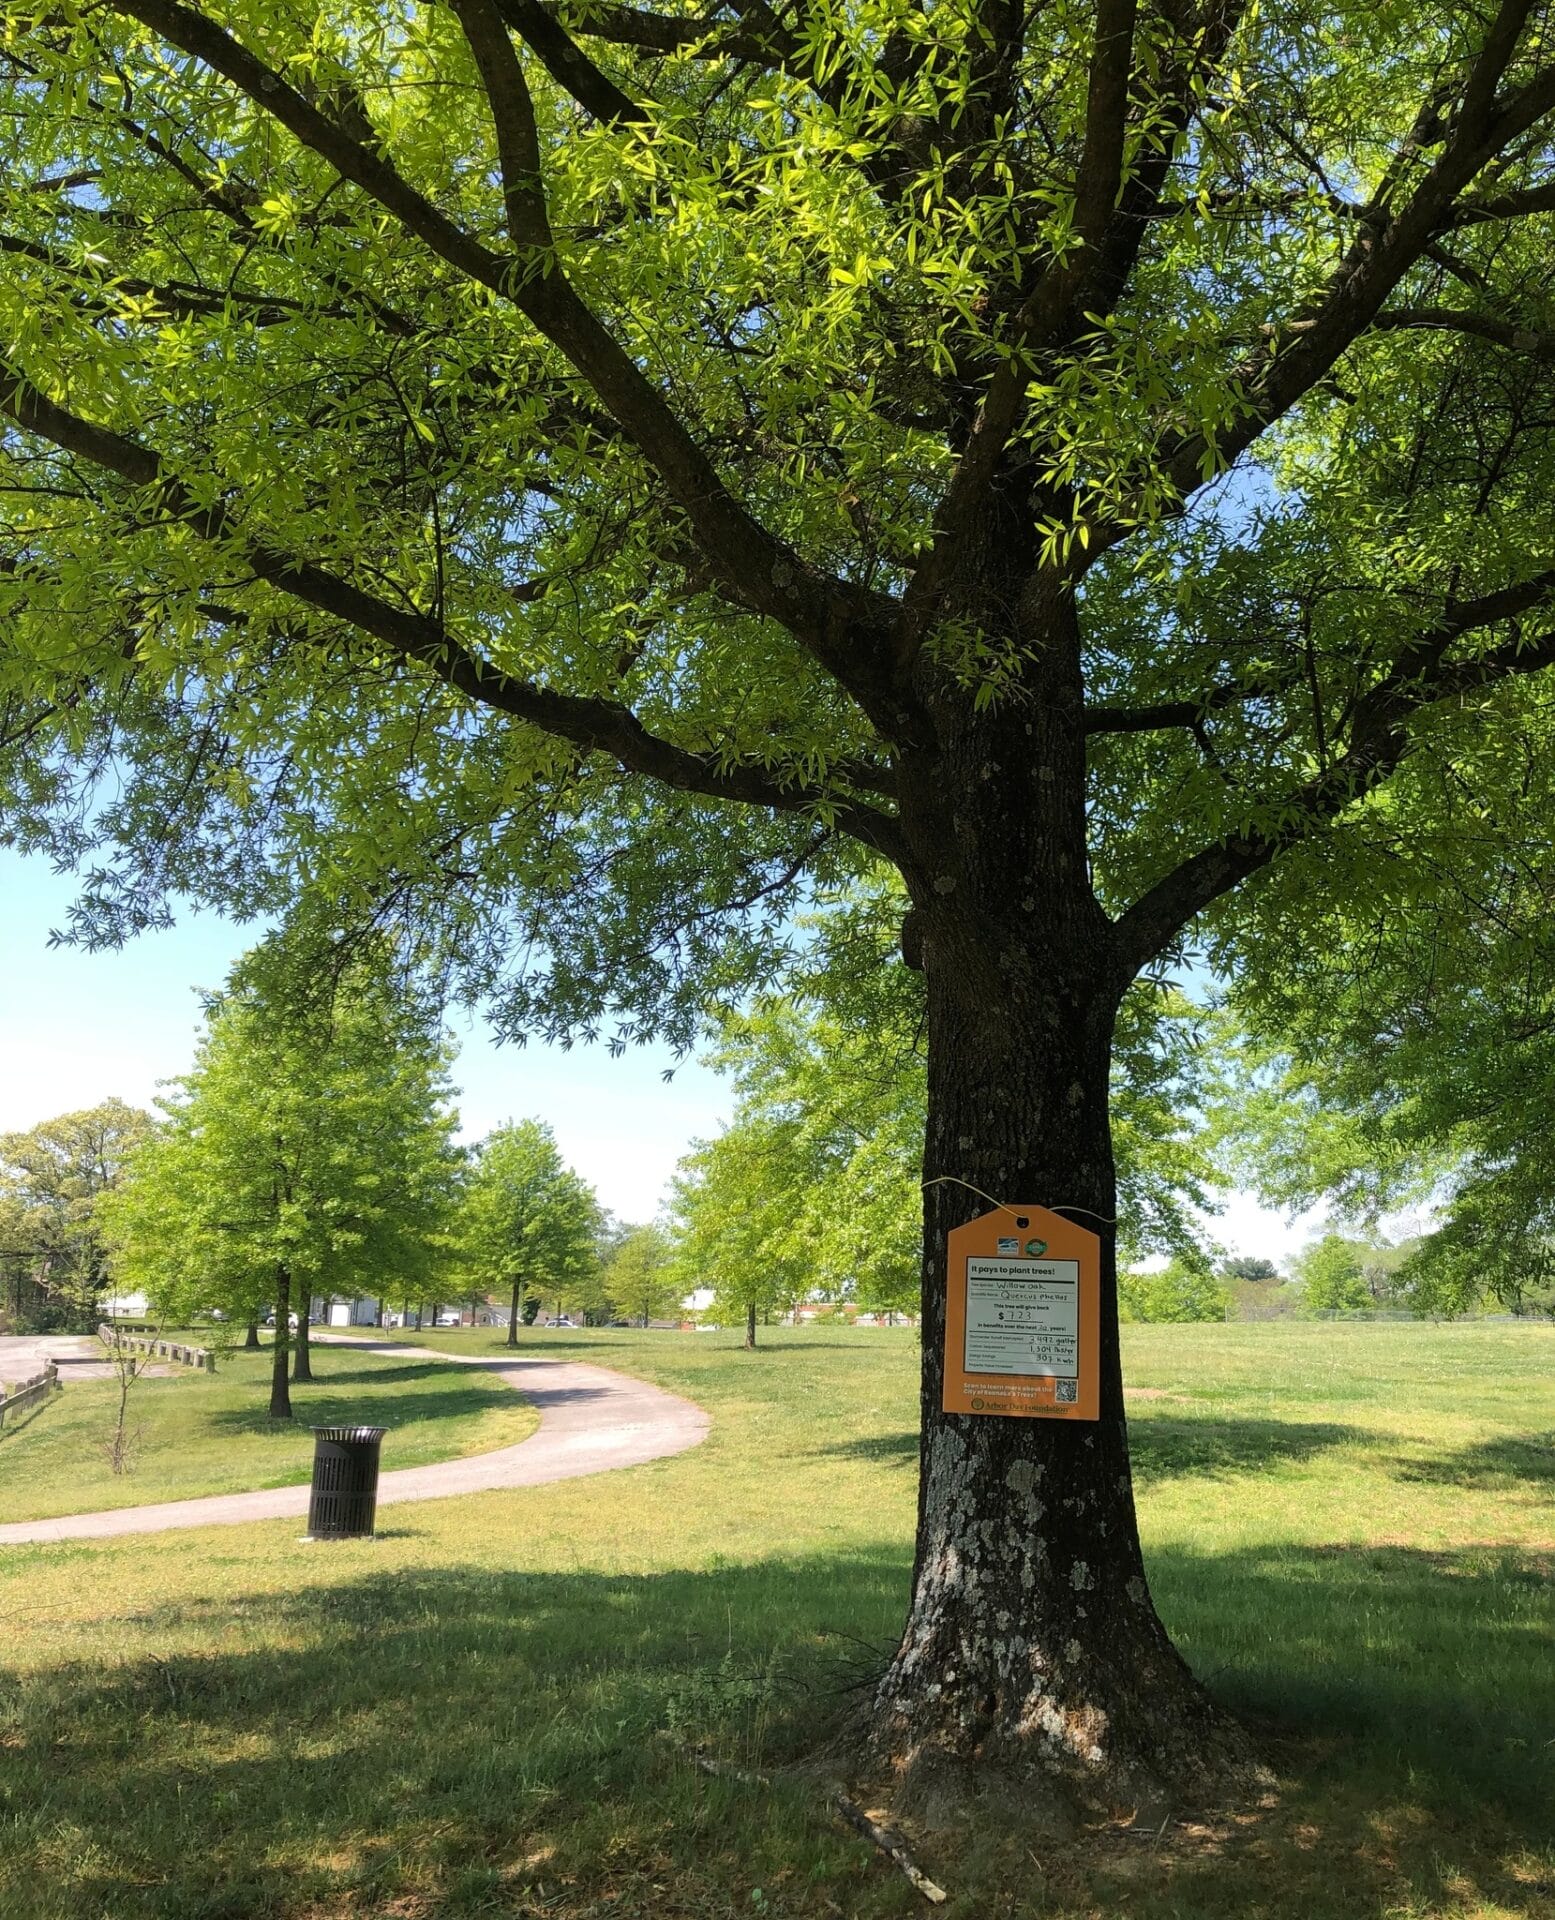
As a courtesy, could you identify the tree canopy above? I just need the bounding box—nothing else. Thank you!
[602,1220,680,1325]
[460,1118,599,1338]
[102,933,463,1410]
[0,1099,154,1329]
[7,0,1555,1808]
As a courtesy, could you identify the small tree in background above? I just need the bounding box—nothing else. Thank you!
[103,933,463,1417]
[1119,1257,1227,1325]
[1294,1236,1374,1316]
[1221,1256,1280,1285]
[0,1101,154,1330]
[671,1128,812,1348]
[461,1120,599,1345]
[604,1222,680,1328]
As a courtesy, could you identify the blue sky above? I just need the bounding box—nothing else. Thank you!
[0,845,1320,1259]
[0,847,732,1222]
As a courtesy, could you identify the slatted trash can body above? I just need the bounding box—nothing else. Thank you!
[306,1426,388,1539]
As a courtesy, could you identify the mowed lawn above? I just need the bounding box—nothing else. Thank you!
[0,1322,1550,1920]
[0,1339,538,1520]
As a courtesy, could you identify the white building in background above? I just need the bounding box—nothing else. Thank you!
[100,1290,149,1318]
[311,1295,381,1327]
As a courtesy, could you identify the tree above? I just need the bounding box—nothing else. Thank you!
[1220,1257,1279,1286]
[1292,1235,1373,1315]
[603,1221,680,1326]
[7,0,1555,1808]
[1118,1256,1227,1324]
[1215,857,1555,1318]
[0,1102,154,1330]
[670,1125,814,1346]
[460,1121,599,1342]
[102,935,463,1416]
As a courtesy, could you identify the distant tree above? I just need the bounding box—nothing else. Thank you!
[1294,1235,1375,1316]
[0,1101,154,1330]
[1118,1257,1227,1325]
[1220,1256,1280,1285]
[677,888,1222,1337]
[460,1121,599,1345]
[604,1222,679,1327]
[103,934,462,1416]
[670,1128,811,1348]
[1396,1213,1555,1319]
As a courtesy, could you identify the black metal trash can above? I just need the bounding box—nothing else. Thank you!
[306,1426,387,1539]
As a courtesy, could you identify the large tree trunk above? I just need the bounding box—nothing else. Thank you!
[269,1267,291,1420]
[292,1295,313,1382]
[744,1300,757,1349]
[244,1318,261,1350]
[859,578,1253,1822]
[507,1278,521,1347]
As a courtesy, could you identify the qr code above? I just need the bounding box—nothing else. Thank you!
[1055,1379,1078,1404]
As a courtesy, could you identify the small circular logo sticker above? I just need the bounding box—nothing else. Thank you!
[1025,1238,1048,1258]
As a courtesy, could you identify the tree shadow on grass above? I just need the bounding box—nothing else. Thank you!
[1390,1431,1555,1489]
[1127,1413,1364,1481]
[203,1359,528,1442]
[3,1538,1551,1920]
[816,1415,1366,1481]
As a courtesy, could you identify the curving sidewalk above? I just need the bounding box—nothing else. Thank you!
[0,1338,709,1547]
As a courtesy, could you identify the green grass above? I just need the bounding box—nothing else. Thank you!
[0,1322,1551,1920]
[0,1337,538,1520]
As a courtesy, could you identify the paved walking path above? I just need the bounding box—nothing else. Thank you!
[0,1332,121,1385]
[0,1337,709,1546]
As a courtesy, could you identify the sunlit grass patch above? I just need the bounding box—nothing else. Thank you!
[0,1323,1551,1919]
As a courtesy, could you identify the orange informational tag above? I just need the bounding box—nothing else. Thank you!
[942,1205,1101,1420]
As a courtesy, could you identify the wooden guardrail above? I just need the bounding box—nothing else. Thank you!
[99,1324,217,1373]
[0,1361,61,1428]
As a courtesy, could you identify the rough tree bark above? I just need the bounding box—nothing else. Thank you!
[269,1265,291,1421]
[745,1300,757,1350]
[244,1318,261,1351]
[855,576,1254,1820]
[292,1294,313,1382]
[506,1276,522,1347]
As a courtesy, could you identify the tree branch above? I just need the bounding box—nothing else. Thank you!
[493,0,646,125]
[0,229,313,327]
[1084,665,1300,735]
[1101,2,1555,546]
[106,0,914,733]
[1370,305,1555,361]
[541,2,778,63]
[1111,567,1555,972]
[1449,178,1555,225]
[0,360,903,855]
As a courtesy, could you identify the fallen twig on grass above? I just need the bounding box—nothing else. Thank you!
[670,1739,948,1904]
[832,1788,948,1904]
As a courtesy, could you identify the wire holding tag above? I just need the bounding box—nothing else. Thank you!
[920,1174,1118,1225]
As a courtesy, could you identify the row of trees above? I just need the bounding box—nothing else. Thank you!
[52,931,677,1415]
[17,922,1540,1365]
